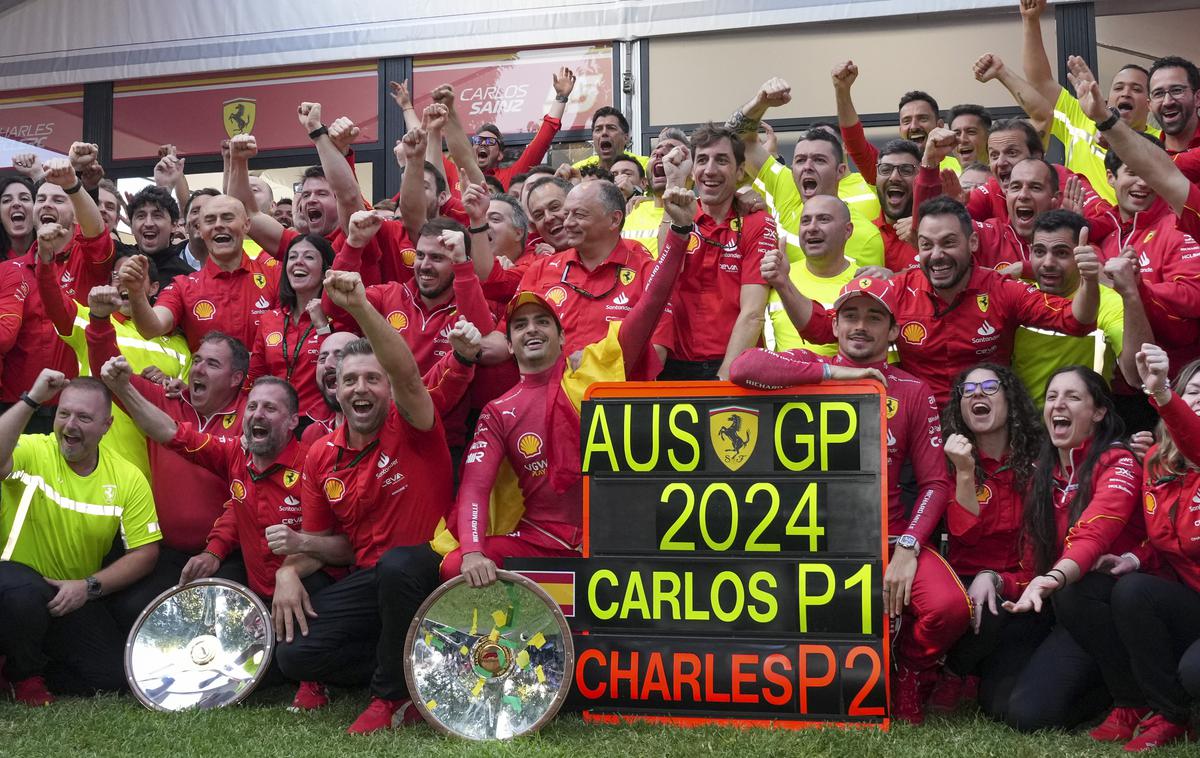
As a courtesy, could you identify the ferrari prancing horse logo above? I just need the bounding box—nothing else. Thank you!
[224,98,256,138]
[709,406,758,472]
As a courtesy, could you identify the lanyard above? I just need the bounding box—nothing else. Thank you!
[333,438,380,472]
[248,461,284,483]
[280,310,315,382]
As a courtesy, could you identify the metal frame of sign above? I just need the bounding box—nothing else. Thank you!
[569,379,891,730]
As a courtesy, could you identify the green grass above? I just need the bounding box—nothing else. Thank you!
[0,687,1195,758]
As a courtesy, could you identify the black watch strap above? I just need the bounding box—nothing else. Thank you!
[18,391,39,410]
[468,223,490,234]
[64,180,83,195]
[1095,107,1121,132]
[670,222,694,235]
[308,125,329,140]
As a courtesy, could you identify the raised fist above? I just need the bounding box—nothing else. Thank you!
[448,316,482,361]
[346,210,383,248]
[760,244,790,288]
[461,182,490,225]
[831,61,859,90]
[322,269,366,310]
[297,102,323,134]
[662,186,697,228]
[394,127,428,165]
[758,77,792,109]
[154,154,186,187]
[29,368,69,405]
[662,145,692,190]
[944,433,975,473]
[328,116,361,154]
[229,134,258,161]
[421,103,448,133]
[973,53,1006,84]
[36,222,71,261]
[68,142,100,173]
[41,158,79,189]
[87,285,123,319]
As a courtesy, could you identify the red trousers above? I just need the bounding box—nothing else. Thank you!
[892,544,972,670]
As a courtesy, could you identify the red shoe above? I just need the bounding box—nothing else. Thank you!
[288,681,329,712]
[927,670,965,713]
[347,697,423,734]
[892,665,927,725]
[12,676,54,707]
[1090,707,1150,742]
[1123,713,1192,752]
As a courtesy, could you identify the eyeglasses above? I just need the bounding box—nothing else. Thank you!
[876,163,918,178]
[561,261,620,299]
[1149,85,1192,102]
[962,379,1002,396]
[470,136,500,147]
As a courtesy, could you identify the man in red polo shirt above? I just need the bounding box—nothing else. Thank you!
[780,196,1100,404]
[873,140,922,271]
[492,179,671,378]
[271,268,451,735]
[1148,56,1200,163]
[99,361,335,709]
[121,195,281,350]
[660,126,774,380]
[87,328,250,629]
[731,277,968,724]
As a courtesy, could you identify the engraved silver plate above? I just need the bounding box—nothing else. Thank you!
[405,570,574,739]
[124,578,273,711]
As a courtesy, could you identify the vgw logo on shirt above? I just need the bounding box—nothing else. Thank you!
[709,406,758,472]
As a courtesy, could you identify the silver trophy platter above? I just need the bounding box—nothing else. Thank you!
[125,577,273,711]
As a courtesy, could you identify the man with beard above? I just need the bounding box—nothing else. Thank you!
[731,78,883,270]
[302,330,358,442]
[572,106,649,172]
[88,330,249,629]
[271,268,452,734]
[1012,210,1150,406]
[0,370,159,705]
[731,276,967,724]
[322,214,492,459]
[948,104,992,167]
[781,196,1100,404]
[443,185,690,584]
[917,131,1064,270]
[832,61,961,180]
[1146,56,1200,181]
[98,359,334,710]
[180,188,219,269]
[873,140,922,271]
[274,197,294,228]
[122,194,281,350]
[663,126,775,381]
[124,186,194,290]
[503,179,673,379]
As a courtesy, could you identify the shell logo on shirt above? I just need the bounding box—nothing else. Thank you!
[886,397,899,419]
[545,287,568,306]
[517,433,543,458]
[619,267,636,286]
[324,477,347,503]
[402,248,417,267]
[1145,492,1157,515]
[265,332,283,347]
[976,484,992,505]
[900,322,927,345]
[686,233,701,253]
[230,479,246,500]
[193,300,216,320]
[283,469,300,488]
[253,273,267,289]
[387,311,409,331]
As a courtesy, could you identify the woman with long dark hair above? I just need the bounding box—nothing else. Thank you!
[246,234,335,424]
[929,364,1044,711]
[994,366,1147,732]
[0,176,35,260]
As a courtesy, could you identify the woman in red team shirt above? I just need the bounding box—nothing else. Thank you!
[1088,345,1200,752]
[0,176,34,260]
[948,366,1145,732]
[930,364,1044,713]
[246,234,334,427]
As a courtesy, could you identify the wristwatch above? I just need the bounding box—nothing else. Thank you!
[896,534,920,553]
[85,575,102,600]
[1095,106,1121,132]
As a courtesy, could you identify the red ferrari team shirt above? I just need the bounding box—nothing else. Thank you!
[168,425,309,600]
[89,318,246,553]
[317,219,417,287]
[247,307,324,419]
[1145,392,1200,593]
[2,255,79,402]
[731,348,948,544]
[302,406,452,569]
[154,251,282,350]
[876,217,919,272]
[670,207,775,362]
[801,267,1094,405]
[946,455,1025,577]
[515,238,674,359]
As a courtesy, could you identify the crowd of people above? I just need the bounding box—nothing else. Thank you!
[0,0,1198,746]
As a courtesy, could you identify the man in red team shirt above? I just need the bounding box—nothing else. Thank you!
[779,196,1100,404]
[271,268,452,735]
[873,140,922,271]
[443,185,691,585]
[1148,56,1200,160]
[660,126,775,380]
[121,194,282,350]
[88,328,250,629]
[99,360,335,709]
[2,151,114,421]
[730,275,968,724]
[490,178,673,378]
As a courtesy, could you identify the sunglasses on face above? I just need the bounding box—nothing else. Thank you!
[962,379,1001,396]
[470,136,500,147]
